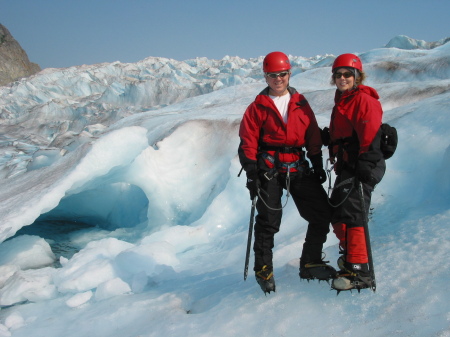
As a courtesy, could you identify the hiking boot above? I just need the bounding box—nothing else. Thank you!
[255,265,276,294]
[331,262,372,292]
[299,259,337,281]
[337,251,346,270]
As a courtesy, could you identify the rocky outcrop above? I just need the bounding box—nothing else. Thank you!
[0,24,41,86]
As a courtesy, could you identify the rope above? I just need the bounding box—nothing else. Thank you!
[325,159,355,208]
[256,159,355,210]
[257,170,292,211]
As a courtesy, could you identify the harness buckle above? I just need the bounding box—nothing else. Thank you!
[264,169,278,181]
[261,152,306,174]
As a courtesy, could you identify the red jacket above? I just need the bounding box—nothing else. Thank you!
[329,84,383,166]
[238,87,322,171]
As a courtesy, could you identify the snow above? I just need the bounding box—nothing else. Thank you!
[385,35,450,50]
[0,35,449,336]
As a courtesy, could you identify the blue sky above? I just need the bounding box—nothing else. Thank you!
[1,0,448,69]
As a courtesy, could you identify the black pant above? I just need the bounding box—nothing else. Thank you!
[330,158,386,227]
[253,171,332,271]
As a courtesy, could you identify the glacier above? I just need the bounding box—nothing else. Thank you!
[0,35,449,336]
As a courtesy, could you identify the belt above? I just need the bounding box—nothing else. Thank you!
[259,145,303,154]
[261,152,307,174]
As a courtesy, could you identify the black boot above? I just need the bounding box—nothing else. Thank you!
[337,250,346,270]
[299,258,337,281]
[331,262,372,292]
[255,265,276,294]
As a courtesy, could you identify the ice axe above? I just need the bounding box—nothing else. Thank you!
[358,180,376,292]
[244,196,257,281]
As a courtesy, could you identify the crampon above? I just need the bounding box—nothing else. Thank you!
[255,265,276,295]
[299,260,337,283]
[331,271,374,295]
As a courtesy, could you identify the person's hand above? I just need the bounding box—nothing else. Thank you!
[314,167,327,184]
[320,127,330,146]
[309,153,327,184]
[355,161,374,184]
[246,170,260,200]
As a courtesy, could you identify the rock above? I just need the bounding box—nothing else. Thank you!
[0,23,41,86]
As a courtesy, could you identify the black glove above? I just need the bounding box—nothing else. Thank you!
[246,170,260,200]
[313,167,327,184]
[355,161,374,185]
[320,127,330,146]
[309,153,327,184]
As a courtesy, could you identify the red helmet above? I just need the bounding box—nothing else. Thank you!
[263,51,291,73]
[332,53,363,72]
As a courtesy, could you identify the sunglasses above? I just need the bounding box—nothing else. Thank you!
[334,71,354,79]
[266,71,289,79]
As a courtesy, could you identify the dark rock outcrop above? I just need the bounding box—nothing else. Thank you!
[0,24,41,86]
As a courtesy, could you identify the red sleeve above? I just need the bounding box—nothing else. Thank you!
[353,95,383,154]
[302,101,323,159]
[238,103,262,169]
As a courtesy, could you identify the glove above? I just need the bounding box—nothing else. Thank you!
[313,167,327,184]
[355,161,374,184]
[309,153,327,184]
[320,127,330,146]
[246,170,261,200]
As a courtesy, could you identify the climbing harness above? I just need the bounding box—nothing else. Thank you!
[257,151,307,211]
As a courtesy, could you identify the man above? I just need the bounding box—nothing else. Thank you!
[238,51,336,294]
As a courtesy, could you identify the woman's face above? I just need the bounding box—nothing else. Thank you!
[334,68,355,92]
[265,71,290,96]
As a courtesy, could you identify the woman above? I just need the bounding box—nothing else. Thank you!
[238,51,335,294]
[324,53,386,292]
